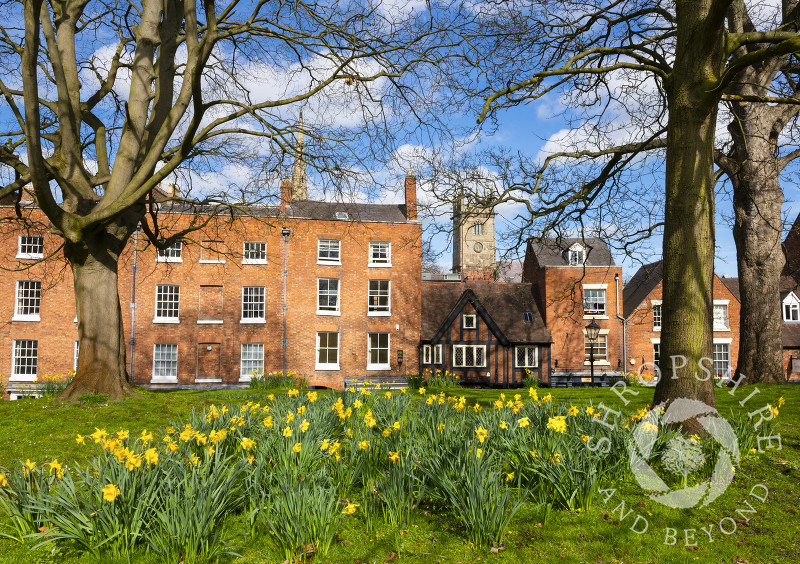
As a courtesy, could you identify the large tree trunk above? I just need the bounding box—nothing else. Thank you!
[728,103,786,385]
[58,224,137,402]
[653,1,723,426]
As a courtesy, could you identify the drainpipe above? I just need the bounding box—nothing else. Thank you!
[129,224,140,381]
[281,227,292,377]
[615,272,626,375]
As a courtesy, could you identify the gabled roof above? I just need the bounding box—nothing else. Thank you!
[528,237,616,267]
[720,277,740,302]
[623,260,663,318]
[421,282,551,344]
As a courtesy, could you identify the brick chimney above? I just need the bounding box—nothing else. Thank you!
[280,177,292,213]
[404,169,417,221]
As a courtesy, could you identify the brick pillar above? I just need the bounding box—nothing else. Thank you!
[280,177,292,213]
[404,170,417,221]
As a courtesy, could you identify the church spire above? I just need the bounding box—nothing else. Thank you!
[291,108,308,201]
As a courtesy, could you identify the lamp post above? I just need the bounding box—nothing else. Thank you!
[586,318,601,384]
[281,227,291,378]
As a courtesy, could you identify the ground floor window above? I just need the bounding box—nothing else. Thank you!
[316,332,339,370]
[153,343,178,381]
[422,344,443,364]
[584,335,608,362]
[241,343,264,380]
[713,343,730,378]
[367,333,390,370]
[654,342,660,366]
[515,346,538,368]
[12,339,38,380]
[453,344,486,368]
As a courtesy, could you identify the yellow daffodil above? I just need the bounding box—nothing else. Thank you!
[240,437,256,451]
[393,421,401,430]
[475,426,488,443]
[267,394,275,402]
[518,417,530,428]
[382,428,392,437]
[321,439,330,451]
[76,434,85,445]
[542,393,552,402]
[0,473,7,488]
[282,427,293,438]
[307,391,318,403]
[23,459,36,475]
[358,440,370,450]
[528,387,538,401]
[144,448,159,466]
[547,416,567,433]
[388,451,400,464]
[586,405,595,416]
[292,442,302,454]
[530,450,537,458]
[297,405,306,415]
[47,459,62,475]
[286,411,295,423]
[300,419,310,433]
[190,454,200,467]
[476,448,483,459]
[499,420,508,430]
[778,396,785,408]
[419,387,426,395]
[263,416,274,428]
[568,406,579,416]
[581,434,590,443]
[342,503,358,515]
[642,422,659,434]
[354,399,363,409]
[288,388,299,397]
[770,405,779,418]
[124,453,142,471]
[167,441,179,454]
[247,455,255,465]
[90,428,108,443]
[494,399,504,410]
[140,430,153,444]
[116,430,129,441]
[102,483,121,502]
[505,472,514,481]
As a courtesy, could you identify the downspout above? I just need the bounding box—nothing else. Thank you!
[615,273,626,375]
[281,228,292,377]
[129,224,140,381]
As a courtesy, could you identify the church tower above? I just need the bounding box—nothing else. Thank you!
[452,197,496,278]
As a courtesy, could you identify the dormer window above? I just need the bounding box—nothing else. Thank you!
[784,292,800,322]
[562,244,585,266]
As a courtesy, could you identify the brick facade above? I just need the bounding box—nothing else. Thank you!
[1,177,421,395]
[625,271,740,380]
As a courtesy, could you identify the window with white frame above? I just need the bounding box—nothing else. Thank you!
[241,286,265,322]
[367,333,390,370]
[156,241,182,262]
[653,303,662,329]
[463,313,477,329]
[515,346,538,368]
[242,241,267,264]
[584,334,608,362]
[433,344,442,364]
[318,278,340,314]
[369,241,391,266]
[316,332,339,369]
[422,344,432,364]
[318,239,340,264]
[17,235,44,259]
[14,280,41,321]
[713,343,730,378]
[472,223,483,235]
[154,284,180,322]
[368,280,390,315]
[654,342,660,366]
[583,288,606,316]
[74,340,79,371]
[453,344,486,367]
[152,343,178,381]
[713,302,729,330]
[240,343,264,380]
[12,339,38,380]
[563,248,584,266]
[784,295,800,321]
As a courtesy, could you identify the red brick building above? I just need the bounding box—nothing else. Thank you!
[1,174,421,397]
[623,260,740,381]
[523,238,625,386]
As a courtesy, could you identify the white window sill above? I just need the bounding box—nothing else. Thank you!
[153,318,180,324]
[315,364,340,371]
[156,258,182,263]
[583,314,609,320]
[150,377,179,384]
[713,327,731,332]
[197,320,223,325]
[653,326,661,332]
[368,263,392,268]
[584,360,611,366]
[242,259,268,265]
[196,378,223,383]
[16,254,43,260]
[367,365,392,371]
[317,260,341,266]
[8,375,37,382]
[368,311,391,317]
[12,316,40,322]
[317,310,341,316]
[240,319,266,324]
[784,319,800,324]
[238,376,252,383]
[199,259,226,264]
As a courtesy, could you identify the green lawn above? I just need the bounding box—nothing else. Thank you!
[0,383,798,563]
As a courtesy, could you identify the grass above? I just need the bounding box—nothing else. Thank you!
[0,383,798,563]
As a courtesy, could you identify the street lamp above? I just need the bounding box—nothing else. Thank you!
[586,318,601,384]
[281,228,291,378]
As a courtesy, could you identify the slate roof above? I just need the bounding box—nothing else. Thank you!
[623,260,663,318]
[421,281,551,343]
[720,277,740,302]
[285,200,408,223]
[528,237,616,267]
